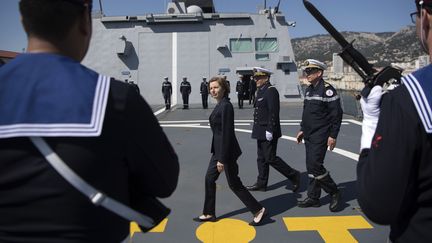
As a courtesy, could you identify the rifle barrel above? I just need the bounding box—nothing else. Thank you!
[303,0,376,78]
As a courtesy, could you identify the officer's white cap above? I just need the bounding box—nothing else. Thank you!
[303,59,327,70]
[164,76,168,80]
[253,67,272,76]
[183,76,187,79]
[202,76,206,79]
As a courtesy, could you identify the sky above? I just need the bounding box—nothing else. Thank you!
[0,0,415,52]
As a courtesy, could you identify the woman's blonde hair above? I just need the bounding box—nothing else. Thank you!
[209,76,230,96]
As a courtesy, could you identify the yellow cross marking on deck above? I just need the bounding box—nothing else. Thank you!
[283,216,373,243]
[196,218,256,243]
[130,218,169,238]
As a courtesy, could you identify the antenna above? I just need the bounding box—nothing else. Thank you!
[98,0,104,16]
[274,0,281,13]
[264,0,267,9]
[173,0,185,14]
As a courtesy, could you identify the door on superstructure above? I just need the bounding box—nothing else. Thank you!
[236,67,255,101]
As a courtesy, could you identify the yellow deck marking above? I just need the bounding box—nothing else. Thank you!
[196,218,256,243]
[130,218,169,237]
[283,216,373,243]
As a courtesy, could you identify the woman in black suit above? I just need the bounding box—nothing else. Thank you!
[193,76,266,226]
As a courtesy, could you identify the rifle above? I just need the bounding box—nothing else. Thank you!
[302,0,402,97]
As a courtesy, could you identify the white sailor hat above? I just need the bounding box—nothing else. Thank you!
[164,76,168,80]
[303,59,327,70]
[202,76,207,79]
[253,67,272,76]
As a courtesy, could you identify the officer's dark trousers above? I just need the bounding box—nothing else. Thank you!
[304,138,338,199]
[182,94,189,109]
[201,94,208,109]
[164,94,171,109]
[249,93,255,105]
[237,94,243,108]
[203,155,262,216]
[256,139,298,187]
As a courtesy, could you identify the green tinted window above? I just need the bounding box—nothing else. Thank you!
[255,38,278,52]
[230,38,253,52]
[255,53,270,61]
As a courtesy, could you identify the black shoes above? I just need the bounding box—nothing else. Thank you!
[297,191,341,211]
[246,183,267,192]
[329,190,341,212]
[297,197,321,208]
[291,171,301,193]
[193,215,216,222]
[247,174,300,192]
[249,207,267,226]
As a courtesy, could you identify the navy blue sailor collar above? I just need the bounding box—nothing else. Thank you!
[0,53,110,138]
[402,64,432,134]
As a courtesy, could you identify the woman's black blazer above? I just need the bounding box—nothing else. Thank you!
[209,97,242,163]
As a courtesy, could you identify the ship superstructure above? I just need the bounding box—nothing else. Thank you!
[83,0,300,105]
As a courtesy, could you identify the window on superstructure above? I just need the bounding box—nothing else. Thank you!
[255,38,278,52]
[229,38,253,52]
[255,53,270,61]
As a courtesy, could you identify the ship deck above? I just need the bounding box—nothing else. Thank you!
[127,101,389,243]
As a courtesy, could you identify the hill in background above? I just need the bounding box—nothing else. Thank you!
[292,25,423,67]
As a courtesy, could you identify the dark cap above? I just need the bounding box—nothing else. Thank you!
[63,0,93,10]
[20,0,92,9]
[64,0,92,5]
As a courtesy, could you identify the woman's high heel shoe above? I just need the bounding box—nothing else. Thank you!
[249,207,267,226]
[193,215,216,222]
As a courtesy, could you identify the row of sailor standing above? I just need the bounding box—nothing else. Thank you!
[162,75,257,110]
[162,76,192,110]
